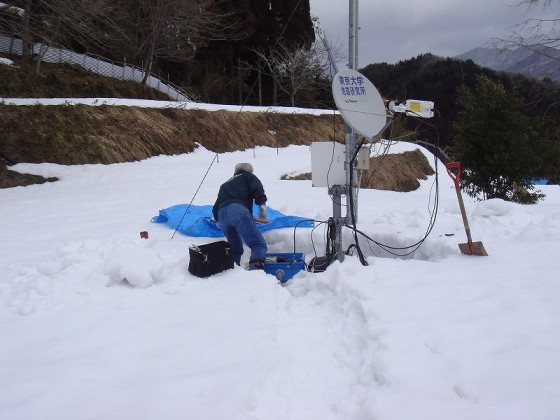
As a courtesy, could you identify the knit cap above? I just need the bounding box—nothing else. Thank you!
[234,162,253,174]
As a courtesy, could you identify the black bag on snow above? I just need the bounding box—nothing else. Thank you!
[188,241,234,278]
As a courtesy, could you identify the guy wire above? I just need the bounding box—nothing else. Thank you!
[171,153,218,239]
[172,1,304,238]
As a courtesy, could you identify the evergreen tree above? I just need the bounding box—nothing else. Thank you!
[270,0,314,49]
[450,75,547,203]
[190,0,314,104]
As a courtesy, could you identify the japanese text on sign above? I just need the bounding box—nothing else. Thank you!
[338,75,366,96]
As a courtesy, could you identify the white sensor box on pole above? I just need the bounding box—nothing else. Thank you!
[355,147,370,170]
[311,142,346,188]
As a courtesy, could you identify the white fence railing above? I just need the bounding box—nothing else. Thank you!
[0,35,193,102]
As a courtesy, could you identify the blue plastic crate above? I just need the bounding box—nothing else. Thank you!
[264,253,305,283]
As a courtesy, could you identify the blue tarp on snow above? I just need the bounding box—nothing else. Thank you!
[151,204,314,237]
[531,178,550,185]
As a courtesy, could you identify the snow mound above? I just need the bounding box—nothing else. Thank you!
[472,198,517,217]
[0,57,14,66]
[104,242,163,288]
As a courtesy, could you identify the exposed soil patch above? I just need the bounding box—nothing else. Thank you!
[0,162,58,188]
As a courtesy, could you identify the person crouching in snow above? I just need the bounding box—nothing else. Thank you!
[212,162,268,270]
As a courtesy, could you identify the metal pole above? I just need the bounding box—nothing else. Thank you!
[349,0,359,69]
[345,0,359,221]
[336,0,360,262]
[331,185,345,262]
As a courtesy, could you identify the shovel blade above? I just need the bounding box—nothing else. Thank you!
[459,241,488,256]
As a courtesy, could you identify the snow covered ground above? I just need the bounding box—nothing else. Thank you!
[0,96,336,116]
[1,97,560,420]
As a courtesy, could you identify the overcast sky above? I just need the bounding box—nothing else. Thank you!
[309,0,559,67]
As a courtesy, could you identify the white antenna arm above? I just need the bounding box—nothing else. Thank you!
[312,16,339,74]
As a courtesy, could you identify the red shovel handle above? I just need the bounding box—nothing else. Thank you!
[445,162,461,188]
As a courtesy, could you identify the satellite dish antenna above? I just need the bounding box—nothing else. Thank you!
[332,68,387,139]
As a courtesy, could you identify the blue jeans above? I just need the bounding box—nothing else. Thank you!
[217,203,267,265]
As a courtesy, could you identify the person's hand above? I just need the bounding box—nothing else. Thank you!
[259,204,267,219]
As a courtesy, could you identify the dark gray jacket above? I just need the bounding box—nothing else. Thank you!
[212,171,267,220]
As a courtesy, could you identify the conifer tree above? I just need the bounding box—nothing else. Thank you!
[450,75,547,203]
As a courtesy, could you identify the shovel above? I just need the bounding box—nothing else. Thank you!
[445,162,488,256]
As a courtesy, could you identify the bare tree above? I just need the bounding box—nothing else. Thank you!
[494,0,560,57]
[120,0,243,84]
[251,38,342,106]
[0,0,122,71]
[0,0,242,80]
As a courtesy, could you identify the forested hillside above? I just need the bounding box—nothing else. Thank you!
[456,46,560,83]
[0,0,332,107]
[361,54,560,149]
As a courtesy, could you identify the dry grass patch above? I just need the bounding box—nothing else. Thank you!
[0,105,343,165]
[363,148,435,191]
[281,173,312,180]
[0,103,433,191]
[280,148,434,192]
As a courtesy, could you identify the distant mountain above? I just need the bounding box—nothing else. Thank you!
[455,46,560,82]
